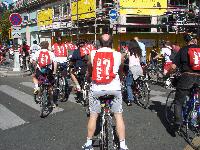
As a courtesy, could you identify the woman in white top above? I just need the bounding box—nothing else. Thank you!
[125,39,143,106]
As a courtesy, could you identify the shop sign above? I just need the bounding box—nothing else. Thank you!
[52,22,61,29]
[37,8,53,26]
[120,0,167,16]
[71,0,96,21]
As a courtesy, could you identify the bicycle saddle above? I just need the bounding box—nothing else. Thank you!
[98,95,115,101]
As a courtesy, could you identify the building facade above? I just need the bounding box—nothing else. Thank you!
[11,0,199,52]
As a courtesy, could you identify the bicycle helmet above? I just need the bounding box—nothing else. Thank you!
[184,33,196,43]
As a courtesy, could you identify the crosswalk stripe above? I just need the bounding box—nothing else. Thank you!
[0,85,63,114]
[0,104,26,130]
[20,82,34,89]
[150,90,166,95]
[20,81,78,104]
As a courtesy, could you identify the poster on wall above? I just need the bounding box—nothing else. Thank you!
[120,0,167,16]
[71,0,96,20]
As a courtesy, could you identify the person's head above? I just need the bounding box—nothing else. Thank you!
[99,34,113,48]
[128,39,142,57]
[77,39,86,48]
[184,33,197,45]
[56,37,62,43]
[164,40,171,48]
[40,41,49,50]
[33,40,37,44]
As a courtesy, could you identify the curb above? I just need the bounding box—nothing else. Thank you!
[0,71,31,77]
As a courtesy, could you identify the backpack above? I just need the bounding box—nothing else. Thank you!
[38,51,51,67]
[92,52,116,84]
[169,49,177,61]
[188,48,200,70]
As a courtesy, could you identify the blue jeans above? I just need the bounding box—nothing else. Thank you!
[125,70,135,102]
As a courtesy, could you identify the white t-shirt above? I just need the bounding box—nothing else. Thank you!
[30,44,41,54]
[128,52,141,67]
[90,47,122,91]
[161,46,172,62]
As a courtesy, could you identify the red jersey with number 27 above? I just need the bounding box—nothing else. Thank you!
[92,52,116,84]
[38,51,51,67]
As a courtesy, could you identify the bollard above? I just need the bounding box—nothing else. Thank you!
[13,49,21,71]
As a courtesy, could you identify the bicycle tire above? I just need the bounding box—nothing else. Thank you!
[40,87,51,118]
[165,90,176,126]
[148,69,158,83]
[59,77,69,102]
[137,80,150,109]
[82,82,89,107]
[185,108,200,147]
[99,116,106,150]
[105,115,116,150]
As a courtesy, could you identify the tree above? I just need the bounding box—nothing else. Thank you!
[0,10,11,44]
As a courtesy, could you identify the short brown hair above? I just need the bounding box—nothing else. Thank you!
[40,41,49,49]
[99,34,113,48]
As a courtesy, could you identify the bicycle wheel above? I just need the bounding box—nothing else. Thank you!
[99,116,106,150]
[137,80,150,109]
[82,82,89,106]
[59,77,69,102]
[148,69,158,83]
[165,90,176,126]
[185,110,200,147]
[105,115,117,150]
[40,88,52,118]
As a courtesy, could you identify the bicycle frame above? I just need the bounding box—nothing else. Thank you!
[183,85,200,127]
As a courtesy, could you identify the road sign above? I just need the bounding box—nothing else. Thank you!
[9,13,22,26]
[12,26,21,38]
[109,9,118,21]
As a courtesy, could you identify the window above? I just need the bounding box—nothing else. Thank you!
[54,5,61,18]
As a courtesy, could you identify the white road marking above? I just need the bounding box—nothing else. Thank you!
[0,85,63,114]
[0,104,26,130]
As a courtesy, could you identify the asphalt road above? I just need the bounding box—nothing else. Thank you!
[0,74,191,150]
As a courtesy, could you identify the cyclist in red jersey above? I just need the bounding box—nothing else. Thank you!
[82,34,129,150]
[32,41,57,106]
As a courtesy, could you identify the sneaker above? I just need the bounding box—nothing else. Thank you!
[119,146,129,150]
[119,146,128,150]
[82,144,94,150]
[119,148,129,150]
[127,101,132,106]
[33,88,39,95]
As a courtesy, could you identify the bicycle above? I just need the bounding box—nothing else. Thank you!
[98,95,119,150]
[74,67,89,107]
[132,76,151,109]
[34,69,54,118]
[54,62,70,102]
[165,84,200,149]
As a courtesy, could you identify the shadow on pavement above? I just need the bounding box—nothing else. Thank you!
[148,101,176,137]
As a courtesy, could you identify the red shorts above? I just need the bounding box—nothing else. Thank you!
[164,62,172,73]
